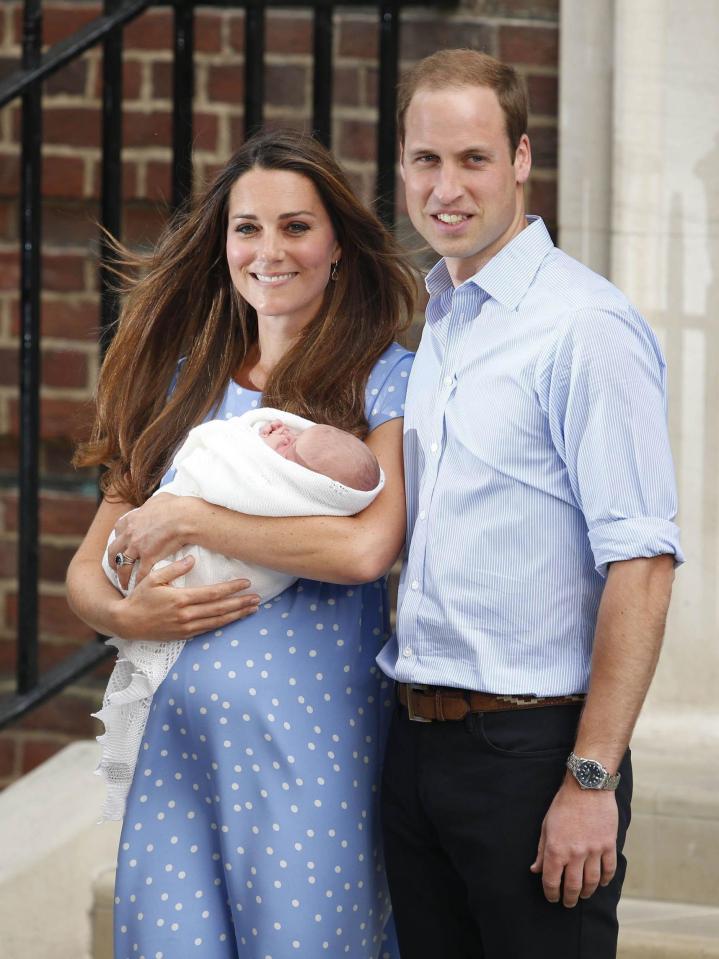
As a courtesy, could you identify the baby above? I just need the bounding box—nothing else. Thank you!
[95,409,383,819]
[258,419,380,491]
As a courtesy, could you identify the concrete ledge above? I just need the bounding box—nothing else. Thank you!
[624,713,719,907]
[618,898,719,958]
[0,740,121,959]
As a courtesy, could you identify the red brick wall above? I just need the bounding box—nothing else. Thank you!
[0,0,558,787]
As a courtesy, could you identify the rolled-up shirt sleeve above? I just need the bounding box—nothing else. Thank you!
[546,304,684,577]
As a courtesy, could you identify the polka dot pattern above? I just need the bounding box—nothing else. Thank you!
[114,344,412,958]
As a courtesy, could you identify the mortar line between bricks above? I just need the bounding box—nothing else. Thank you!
[334,57,379,67]
[24,386,91,400]
[139,60,153,102]
[23,582,69,597]
[492,17,559,28]
[0,145,101,160]
[35,339,99,352]
[0,339,98,356]
[1,533,90,547]
[0,242,90,254]
[29,293,99,302]
[41,94,103,106]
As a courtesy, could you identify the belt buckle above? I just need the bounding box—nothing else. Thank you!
[406,683,432,723]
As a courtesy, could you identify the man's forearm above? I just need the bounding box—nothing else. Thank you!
[573,553,675,771]
[531,553,676,906]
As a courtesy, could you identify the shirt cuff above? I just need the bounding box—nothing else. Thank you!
[587,517,685,578]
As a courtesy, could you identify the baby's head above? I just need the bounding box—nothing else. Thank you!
[260,421,380,491]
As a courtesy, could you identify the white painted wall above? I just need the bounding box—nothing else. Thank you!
[560,0,719,725]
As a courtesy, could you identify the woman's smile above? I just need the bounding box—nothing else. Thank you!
[251,271,299,284]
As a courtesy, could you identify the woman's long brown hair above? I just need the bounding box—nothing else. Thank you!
[74,130,417,506]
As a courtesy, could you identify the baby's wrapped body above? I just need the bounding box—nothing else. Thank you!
[95,408,383,819]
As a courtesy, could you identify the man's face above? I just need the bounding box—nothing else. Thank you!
[400,85,531,285]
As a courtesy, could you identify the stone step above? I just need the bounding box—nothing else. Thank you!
[91,886,719,959]
[91,883,719,959]
[618,898,719,958]
[92,866,115,959]
[0,741,120,959]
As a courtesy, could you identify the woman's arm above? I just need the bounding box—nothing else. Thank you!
[67,495,261,640]
[111,418,407,589]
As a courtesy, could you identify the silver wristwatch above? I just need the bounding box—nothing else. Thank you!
[566,752,620,791]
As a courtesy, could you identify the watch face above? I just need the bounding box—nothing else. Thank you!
[576,759,605,788]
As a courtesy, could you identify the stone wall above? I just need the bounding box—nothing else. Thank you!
[0,0,558,786]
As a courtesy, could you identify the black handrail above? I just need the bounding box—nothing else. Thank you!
[100,0,125,356]
[172,0,195,210]
[312,4,333,147]
[244,3,266,137]
[0,0,152,107]
[17,0,43,696]
[0,0,457,731]
[376,0,400,225]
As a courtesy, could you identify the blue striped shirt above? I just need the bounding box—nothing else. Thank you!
[378,217,683,696]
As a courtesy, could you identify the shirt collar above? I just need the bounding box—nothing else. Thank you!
[425,216,554,317]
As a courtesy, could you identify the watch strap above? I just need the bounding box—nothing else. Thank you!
[566,752,620,791]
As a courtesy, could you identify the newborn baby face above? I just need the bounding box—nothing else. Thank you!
[259,420,380,491]
[259,420,302,461]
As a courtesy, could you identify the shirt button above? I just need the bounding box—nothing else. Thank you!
[419,510,426,520]
[444,376,452,387]
[403,647,413,658]
[430,442,438,453]
[411,580,419,590]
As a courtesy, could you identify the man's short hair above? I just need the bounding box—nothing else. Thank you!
[397,48,529,155]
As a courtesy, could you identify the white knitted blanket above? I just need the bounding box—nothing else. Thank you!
[94,408,384,820]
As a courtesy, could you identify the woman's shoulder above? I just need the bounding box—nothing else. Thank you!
[369,342,414,380]
[364,342,414,428]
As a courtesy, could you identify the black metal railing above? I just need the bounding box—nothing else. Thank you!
[0,0,454,729]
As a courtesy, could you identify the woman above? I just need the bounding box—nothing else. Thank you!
[67,129,415,959]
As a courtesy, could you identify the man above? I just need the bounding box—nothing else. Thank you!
[378,49,682,958]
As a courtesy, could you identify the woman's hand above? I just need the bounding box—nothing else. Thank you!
[110,493,201,589]
[67,494,260,641]
[114,554,261,641]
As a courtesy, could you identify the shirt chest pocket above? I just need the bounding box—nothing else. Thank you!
[447,372,547,465]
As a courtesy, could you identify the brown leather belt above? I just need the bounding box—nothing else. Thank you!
[397,682,585,722]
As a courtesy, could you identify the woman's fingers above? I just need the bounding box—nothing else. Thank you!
[107,538,140,591]
[152,572,254,598]
[150,555,195,585]
[175,597,261,637]
[118,566,259,642]
[143,572,260,629]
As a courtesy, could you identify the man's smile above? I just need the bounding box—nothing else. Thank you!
[433,212,471,224]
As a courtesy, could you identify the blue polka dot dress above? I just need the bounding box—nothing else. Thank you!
[113,343,413,959]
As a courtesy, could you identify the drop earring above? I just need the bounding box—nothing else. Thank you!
[330,261,339,281]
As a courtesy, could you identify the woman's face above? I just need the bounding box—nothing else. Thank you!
[226,168,341,332]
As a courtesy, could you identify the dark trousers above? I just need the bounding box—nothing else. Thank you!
[381,701,632,959]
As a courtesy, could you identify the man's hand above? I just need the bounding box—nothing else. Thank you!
[530,775,618,907]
